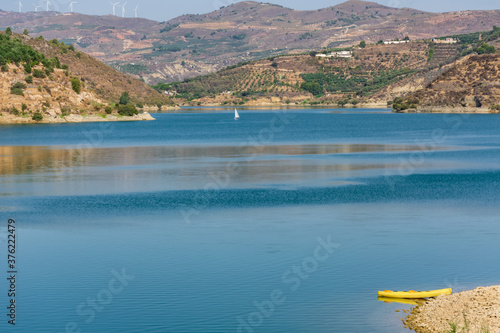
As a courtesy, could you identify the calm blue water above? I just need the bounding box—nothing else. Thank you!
[1,109,500,332]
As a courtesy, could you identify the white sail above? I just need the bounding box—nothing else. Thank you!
[234,109,240,119]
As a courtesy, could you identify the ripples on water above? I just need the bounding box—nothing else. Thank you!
[1,110,500,332]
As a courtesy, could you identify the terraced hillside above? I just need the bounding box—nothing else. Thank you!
[163,41,432,106]
[2,0,500,83]
[155,27,498,107]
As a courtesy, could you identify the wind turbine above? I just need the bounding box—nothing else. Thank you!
[121,1,127,18]
[16,1,23,12]
[69,1,77,12]
[45,0,51,11]
[134,3,138,18]
[33,2,41,11]
[109,1,119,16]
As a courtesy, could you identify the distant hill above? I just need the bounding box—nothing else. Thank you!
[0,31,173,123]
[2,0,500,83]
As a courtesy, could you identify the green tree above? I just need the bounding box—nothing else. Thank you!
[23,29,29,35]
[477,43,495,54]
[24,63,32,74]
[359,40,366,48]
[119,91,130,105]
[33,69,46,78]
[71,77,81,94]
[11,82,26,96]
[32,112,43,122]
[117,104,138,116]
[25,75,33,84]
[5,27,12,36]
[301,82,322,96]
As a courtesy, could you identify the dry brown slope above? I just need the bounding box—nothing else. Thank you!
[23,35,173,106]
[396,54,500,112]
[0,32,173,124]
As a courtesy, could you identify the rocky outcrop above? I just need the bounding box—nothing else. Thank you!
[395,106,497,113]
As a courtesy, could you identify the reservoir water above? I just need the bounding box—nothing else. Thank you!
[1,108,500,332]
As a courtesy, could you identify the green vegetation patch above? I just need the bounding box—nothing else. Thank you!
[71,77,82,94]
[32,112,43,122]
[160,23,180,33]
[120,64,151,75]
[0,33,45,65]
[301,68,416,97]
[10,82,27,96]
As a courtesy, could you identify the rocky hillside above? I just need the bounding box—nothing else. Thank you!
[0,30,173,123]
[392,54,500,113]
[2,0,500,83]
[23,36,172,106]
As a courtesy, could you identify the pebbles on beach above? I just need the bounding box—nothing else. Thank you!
[404,286,500,333]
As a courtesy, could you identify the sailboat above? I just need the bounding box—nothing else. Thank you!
[234,108,240,120]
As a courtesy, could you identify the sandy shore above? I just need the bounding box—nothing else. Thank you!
[0,112,155,124]
[404,286,500,333]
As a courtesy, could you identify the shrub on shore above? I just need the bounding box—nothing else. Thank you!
[117,104,138,116]
[32,112,43,122]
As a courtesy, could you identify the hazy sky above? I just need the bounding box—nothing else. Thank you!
[4,0,500,22]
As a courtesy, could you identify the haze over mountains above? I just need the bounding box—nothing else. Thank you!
[1,0,499,83]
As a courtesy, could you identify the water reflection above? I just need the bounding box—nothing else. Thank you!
[0,143,452,196]
[0,143,450,175]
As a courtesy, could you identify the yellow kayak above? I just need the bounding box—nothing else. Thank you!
[378,288,452,299]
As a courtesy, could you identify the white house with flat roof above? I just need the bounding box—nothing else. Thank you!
[316,51,352,58]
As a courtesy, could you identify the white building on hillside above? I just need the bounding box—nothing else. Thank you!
[384,40,410,45]
[316,51,352,58]
[432,38,458,44]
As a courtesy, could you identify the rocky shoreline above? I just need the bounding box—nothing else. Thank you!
[0,111,155,124]
[180,102,390,108]
[394,106,499,114]
[404,286,500,333]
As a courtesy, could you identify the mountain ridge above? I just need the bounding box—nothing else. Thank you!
[1,1,499,83]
